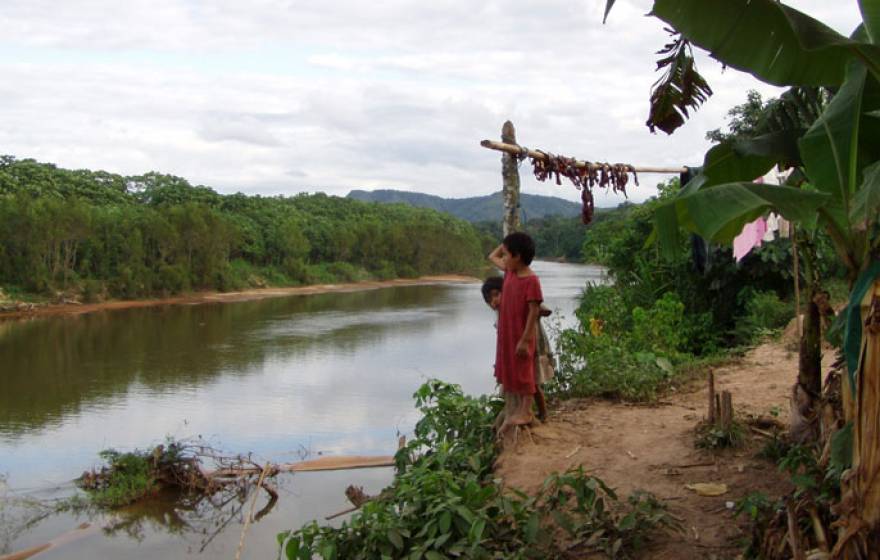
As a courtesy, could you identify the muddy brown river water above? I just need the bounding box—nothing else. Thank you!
[0,261,603,559]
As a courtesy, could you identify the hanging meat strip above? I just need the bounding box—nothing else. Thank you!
[522,151,639,225]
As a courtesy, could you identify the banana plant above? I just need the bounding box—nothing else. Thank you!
[606,0,880,548]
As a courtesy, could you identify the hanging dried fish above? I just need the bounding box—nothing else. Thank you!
[526,153,639,225]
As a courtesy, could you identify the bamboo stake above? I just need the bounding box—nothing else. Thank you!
[708,371,716,424]
[480,139,687,174]
[235,464,272,560]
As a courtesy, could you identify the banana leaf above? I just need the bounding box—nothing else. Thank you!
[651,0,880,86]
[845,260,880,387]
[655,182,829,258]
[702,130,803,185]
[799,62,867,206]
[860,0,880,44]
[851,160,880,227]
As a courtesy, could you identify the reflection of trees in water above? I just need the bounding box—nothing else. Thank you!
[0,484,280,556]
[0,285,464,435]
[102,483,278,552]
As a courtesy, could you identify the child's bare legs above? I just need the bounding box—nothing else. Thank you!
[534,387,547,422]
[498,391,535,435]
[510,393,534,425]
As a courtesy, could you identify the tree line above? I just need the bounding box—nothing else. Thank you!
[0,156,488,299]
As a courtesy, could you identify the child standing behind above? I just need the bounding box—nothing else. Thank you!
[488,232,544,429]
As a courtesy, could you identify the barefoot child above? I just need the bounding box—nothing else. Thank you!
[487,232,545,430]
[481,276,553,422]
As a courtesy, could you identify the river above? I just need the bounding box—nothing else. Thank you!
[0,261,604,559]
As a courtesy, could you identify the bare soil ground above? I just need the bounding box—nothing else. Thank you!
[495,337,834,559]
[0,275,477,321]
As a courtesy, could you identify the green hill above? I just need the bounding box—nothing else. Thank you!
[347,189,582,222]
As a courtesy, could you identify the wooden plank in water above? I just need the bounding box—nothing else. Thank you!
[283,455,395,472]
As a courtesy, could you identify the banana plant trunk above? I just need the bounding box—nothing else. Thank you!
[799,291,823,397]
[835,279,880,557]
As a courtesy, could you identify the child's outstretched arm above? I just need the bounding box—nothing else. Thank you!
[515,301,540,357]
[488,244,505,271]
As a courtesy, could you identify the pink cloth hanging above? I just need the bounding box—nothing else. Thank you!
[733,217,768,262]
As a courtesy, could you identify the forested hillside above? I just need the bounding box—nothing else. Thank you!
[347,189,582,222]
[0,157,488,300]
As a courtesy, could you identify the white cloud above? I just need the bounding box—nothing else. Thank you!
[0,0,864,204]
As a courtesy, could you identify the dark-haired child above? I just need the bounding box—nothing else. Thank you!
[487,232,545,429]
[481,276,553,422]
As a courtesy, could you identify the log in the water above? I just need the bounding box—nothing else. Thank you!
[283,455,395,472]
[206,455,396,479]
[0,523,98,560]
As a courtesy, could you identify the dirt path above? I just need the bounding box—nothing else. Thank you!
[495,339,832,559]
[0,275,478,321]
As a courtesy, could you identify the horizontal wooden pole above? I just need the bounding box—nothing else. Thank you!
[480,139,687,174]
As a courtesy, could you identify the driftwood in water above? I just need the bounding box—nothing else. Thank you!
[0,523,98,560]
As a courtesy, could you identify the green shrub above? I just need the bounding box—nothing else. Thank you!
[157,264,189,295]
[631,292,686,358]
[732,289,792,344]
[278,381,677,559]
[575,284,630,335]
[396,264,419,279]
[78,448,167,507]
[325,262,369,283]
[80,278,105,303]
[549,329,671,402]
[370,260,398,280]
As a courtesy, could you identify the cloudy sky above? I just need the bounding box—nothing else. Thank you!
[0,1,863,205]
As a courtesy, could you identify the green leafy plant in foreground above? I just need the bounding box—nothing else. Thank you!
[277,381,679,559]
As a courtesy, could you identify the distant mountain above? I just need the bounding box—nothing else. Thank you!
[346,189,582,222]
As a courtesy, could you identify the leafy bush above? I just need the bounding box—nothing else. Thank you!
[278,381,677,559]
[157,264,189,295]
[550,328,671,402]
[80,278,105,303]
[77,446,185,507]
[631,292,687,358]
[732,290,792,344]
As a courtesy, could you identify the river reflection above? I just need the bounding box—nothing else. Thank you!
[0,261,604,559]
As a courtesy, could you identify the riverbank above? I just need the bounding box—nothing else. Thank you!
[0,274,478,321]
[495,335,834,558]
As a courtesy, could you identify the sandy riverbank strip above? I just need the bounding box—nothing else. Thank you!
[0,275,479,321]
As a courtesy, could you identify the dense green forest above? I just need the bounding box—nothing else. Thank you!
[0,156,488,300]
[347,188,582,222]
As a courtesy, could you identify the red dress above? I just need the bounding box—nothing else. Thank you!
[495,271,543,395]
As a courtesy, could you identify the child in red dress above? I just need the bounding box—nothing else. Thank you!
[487,232,544,429]
[481,276,552,422]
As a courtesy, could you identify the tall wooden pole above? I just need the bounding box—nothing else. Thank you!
[501,121,521,237]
